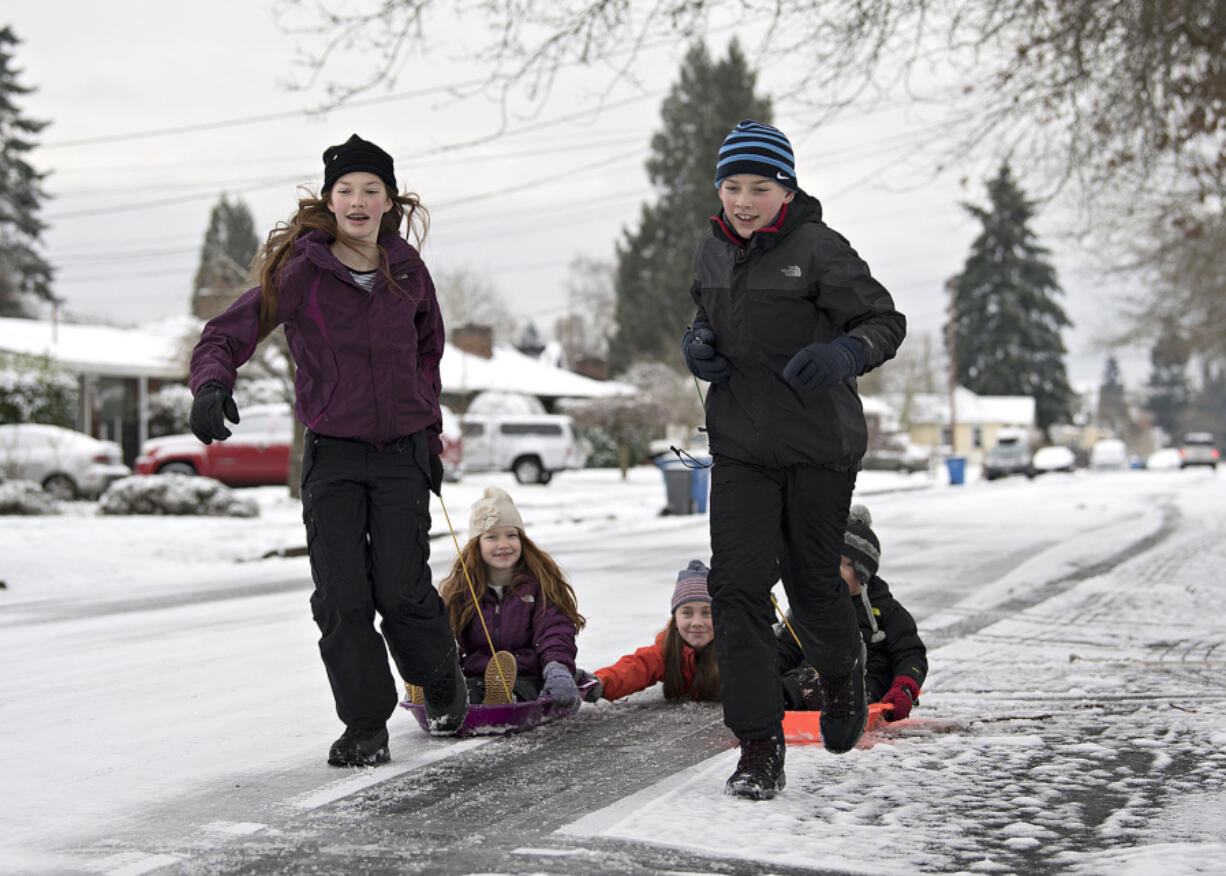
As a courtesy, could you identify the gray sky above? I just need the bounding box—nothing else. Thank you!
[12,0,1146,389]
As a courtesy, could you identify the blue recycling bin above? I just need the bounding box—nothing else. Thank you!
[657,457,711,514]
[945,455,966,486]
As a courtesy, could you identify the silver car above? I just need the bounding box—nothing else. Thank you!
[0,423,131,500]
[1179,432,1218,469]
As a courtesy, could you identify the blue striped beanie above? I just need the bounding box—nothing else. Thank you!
[714,120,797,191]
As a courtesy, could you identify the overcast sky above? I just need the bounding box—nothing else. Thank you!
[11,0,1148,388]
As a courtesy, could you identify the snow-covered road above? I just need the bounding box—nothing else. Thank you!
[1,466,1224,874]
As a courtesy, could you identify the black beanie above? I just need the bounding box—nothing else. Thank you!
[843,504,880,586]
[322,134,396,192]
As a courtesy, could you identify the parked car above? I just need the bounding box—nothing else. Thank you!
[1031,445,1076,474]
[982,435,1034,480]
[862,440,931,474]
[1179,432,1218,469]
[0,423,130,499]
[458,413,588,484]
[135,403,462,487]
[1089,438,1129,470]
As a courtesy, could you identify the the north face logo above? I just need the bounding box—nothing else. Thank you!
[781,265,802,278]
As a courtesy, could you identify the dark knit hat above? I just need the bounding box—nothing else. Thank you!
[714,120,798,191]
[322,134,396,192]
[671,559,712,613]
[843,504,880,586]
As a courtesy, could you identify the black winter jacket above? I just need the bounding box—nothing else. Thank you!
[776,574,928,702]
[690,191,906,469]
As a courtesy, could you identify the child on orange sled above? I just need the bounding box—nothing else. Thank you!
[777,505,927,721]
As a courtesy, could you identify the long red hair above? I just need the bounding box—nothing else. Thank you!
[249,183,430,341]
[439,530,586,636]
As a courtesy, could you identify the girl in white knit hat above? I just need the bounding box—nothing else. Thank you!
[437,487,586,706]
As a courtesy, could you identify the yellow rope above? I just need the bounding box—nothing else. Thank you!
[770,594,805,652]
[437,493,514,702]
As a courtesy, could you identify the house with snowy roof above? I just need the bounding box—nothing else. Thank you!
[904,386,1037,455]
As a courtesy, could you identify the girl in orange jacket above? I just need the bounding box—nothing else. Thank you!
[585,560,720,702]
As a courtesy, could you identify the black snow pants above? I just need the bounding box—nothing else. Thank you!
[302,430,457,732]
[707,455,861,740]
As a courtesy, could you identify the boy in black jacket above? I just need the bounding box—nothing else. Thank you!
[682,120,906,800]
[779,505,927,720]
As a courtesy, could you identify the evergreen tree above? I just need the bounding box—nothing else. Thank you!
[0,26,52,314]
[193,194,259,292]
[1145,318,1189,437]
[946,163,1072,435]
[1097,355,1129,435]
[608,40,770,371]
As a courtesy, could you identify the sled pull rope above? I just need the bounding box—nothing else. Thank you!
[771,594,804,652]
[437,493,515,702]
[666,376,715,469]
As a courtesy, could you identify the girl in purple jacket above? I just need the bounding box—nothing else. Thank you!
[188,134,466,768]
[438,487,586,707]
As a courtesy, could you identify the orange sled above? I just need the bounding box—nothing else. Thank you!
[782,702,893,745]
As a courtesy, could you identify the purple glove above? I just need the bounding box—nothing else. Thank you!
[782,337,865,394]
[542,661,580,708]
[879,676,920,722]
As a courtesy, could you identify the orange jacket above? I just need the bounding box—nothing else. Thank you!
[594,628,701,701]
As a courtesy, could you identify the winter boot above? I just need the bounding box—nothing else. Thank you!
[724,729,786,800]
[483,651,518,705]
[327,725,390,767]
[818,640,868,754]
[423,659,468,735]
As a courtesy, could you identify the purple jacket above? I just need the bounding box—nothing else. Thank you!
[457,575,578,677]
[189,230,445,452]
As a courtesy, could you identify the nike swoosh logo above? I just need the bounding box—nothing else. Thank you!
[777,172,790,180]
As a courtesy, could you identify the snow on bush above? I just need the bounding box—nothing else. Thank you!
[0,353,78,426]
[148,384,194,437]
[0,479,60,515]
[98,474,259,517]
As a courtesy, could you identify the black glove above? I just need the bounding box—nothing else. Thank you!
[189,380,240,444]
[681,321,731,384]
[782,337,865,395]
[428,454,443,497]
[576,668,604,703]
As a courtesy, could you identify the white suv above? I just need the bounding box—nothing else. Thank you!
[459,414,589,484]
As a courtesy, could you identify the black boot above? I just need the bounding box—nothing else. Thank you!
[424,659,468,735]
[819,640,868,754]
[724,729,786,800]
[327,725,390,767]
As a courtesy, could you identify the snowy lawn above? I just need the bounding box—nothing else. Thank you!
[1,463,1224,874]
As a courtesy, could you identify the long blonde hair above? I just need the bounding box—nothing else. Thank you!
[249,183,430,341]
[439,530,586,636]
[662,617,720,701]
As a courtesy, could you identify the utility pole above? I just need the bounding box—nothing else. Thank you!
[944,280,958,455]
